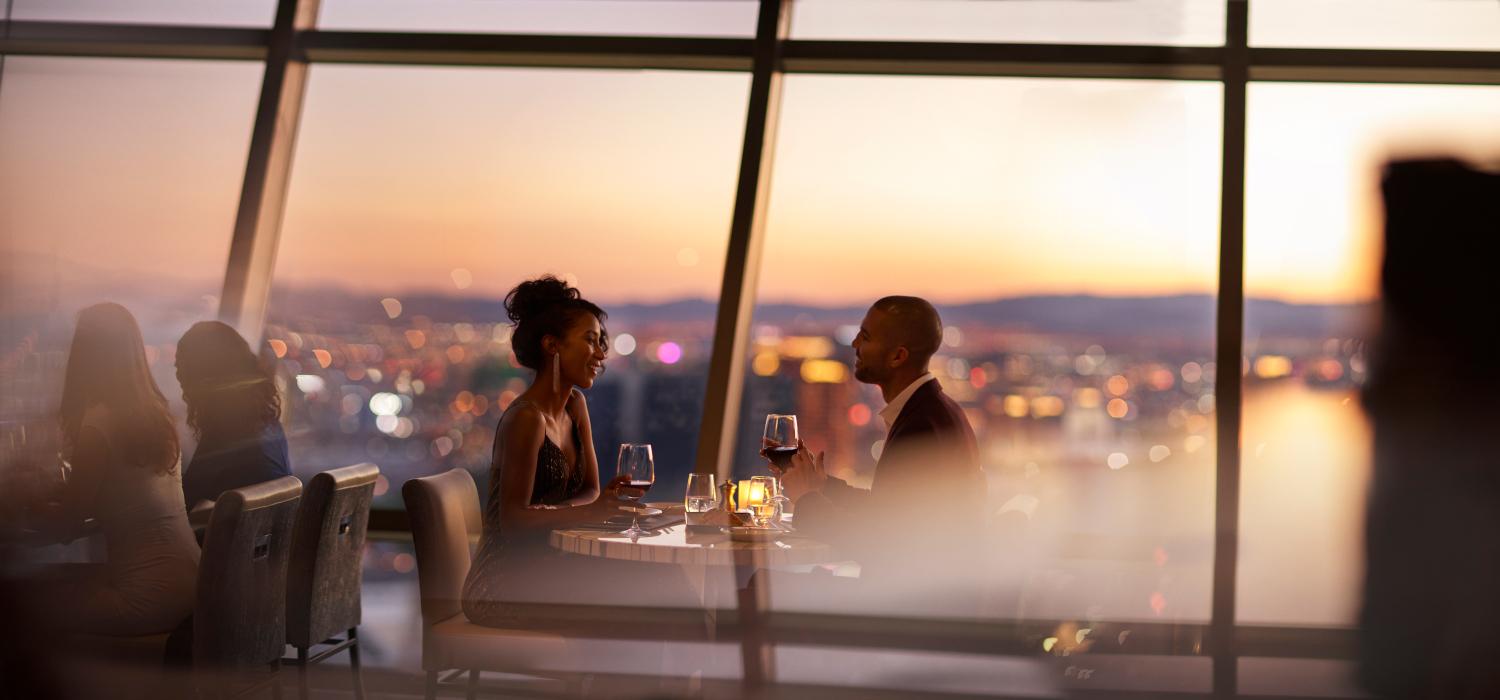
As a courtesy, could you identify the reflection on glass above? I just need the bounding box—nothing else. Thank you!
[1241,82,1500,626]
[1251,0,1500,51]
[267,65,747,508]
[741,74,1223,623]
[0,57,260,505]
[319,0,756,37]
[792,0,1225,46]
[11,0,275,27]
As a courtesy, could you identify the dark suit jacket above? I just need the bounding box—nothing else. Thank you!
[793,379,984,580]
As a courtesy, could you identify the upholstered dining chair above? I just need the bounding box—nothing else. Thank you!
[402,469,569,700]
[285,463,378,700]
[194,475,303,698]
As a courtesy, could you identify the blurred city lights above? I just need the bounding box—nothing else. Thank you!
[800,359,847,384]
[1149,445,1172,462]
[614,333,637,356]
[780,336,834,359]
[943,326,963,348]
[657,341,683,365]
[295,374,326,396]
[946,357,969,380]
[1107,452,1129,470]
[1150,367,1176,391]
[312,348,332,368]
[1031,396,1065,418]
[752,351,780,377]
[1254,355,1293,379]
[369,392,401,416]
[848,403,872,426]
[268,339,287,358]
[380,297,403,319]
[1181,361,1204,383]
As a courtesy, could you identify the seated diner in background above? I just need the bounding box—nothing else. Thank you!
[19,303,199,636]
[175,320,291,514]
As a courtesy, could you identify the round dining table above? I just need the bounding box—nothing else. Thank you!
[548,522,834,568]
[549,504,838,690]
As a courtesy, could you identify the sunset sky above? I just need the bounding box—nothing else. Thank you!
[5,1,1500,311]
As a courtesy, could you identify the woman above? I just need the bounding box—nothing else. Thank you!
[175,320,290,510]
[34,303,199,636]
[462,276,651,627]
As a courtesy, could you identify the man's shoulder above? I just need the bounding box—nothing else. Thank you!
[897,379,968,429]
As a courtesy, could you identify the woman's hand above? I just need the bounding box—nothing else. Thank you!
[564,475,646,523]
[600,474,647,502]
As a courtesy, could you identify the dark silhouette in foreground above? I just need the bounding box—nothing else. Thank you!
[1360,158,1500,699]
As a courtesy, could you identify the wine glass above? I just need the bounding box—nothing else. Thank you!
[760,414,799,475]
[761,414,798,512]
[684,473,719,516]
[615,443,655,537]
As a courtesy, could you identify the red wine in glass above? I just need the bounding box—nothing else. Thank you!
[759,446,798,470]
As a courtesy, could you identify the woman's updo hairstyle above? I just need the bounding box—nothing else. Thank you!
[504,275,607,372]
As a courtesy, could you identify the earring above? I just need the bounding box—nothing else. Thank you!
[552,352,560,393]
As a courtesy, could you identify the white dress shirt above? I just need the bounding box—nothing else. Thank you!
[877,373,937,432]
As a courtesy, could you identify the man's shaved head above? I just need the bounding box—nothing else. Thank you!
[852,296,943,386]
[871,296,943,366]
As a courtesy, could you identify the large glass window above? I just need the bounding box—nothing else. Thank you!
[0,56,261,500]
[10,0,276,27]
[267,64,748,508]
[791,0,1225,46]
[1251,0,1500,51]
[318,0,758,37]
[741,74,1224,624]
[1241,82,1500,626]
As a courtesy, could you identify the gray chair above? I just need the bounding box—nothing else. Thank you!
[195,475,303,698]
[285,464,378,700]
[402,469,568,700]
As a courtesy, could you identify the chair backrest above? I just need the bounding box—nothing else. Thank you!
[401,468,481,625]
[286,463,379,647]
[195,475,302,668]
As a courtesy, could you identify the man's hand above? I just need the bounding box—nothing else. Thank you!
[780,441,827,502]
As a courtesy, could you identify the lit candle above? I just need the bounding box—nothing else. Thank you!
[737,479,767,511]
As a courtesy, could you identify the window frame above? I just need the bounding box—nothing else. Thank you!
[7,1,1493,693]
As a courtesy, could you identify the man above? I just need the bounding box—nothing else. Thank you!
[779,296,984,587]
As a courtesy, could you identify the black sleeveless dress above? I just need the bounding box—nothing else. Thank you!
[462,401,589,627]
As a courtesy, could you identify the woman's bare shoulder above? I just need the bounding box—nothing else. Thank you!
[497,401,546,438]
